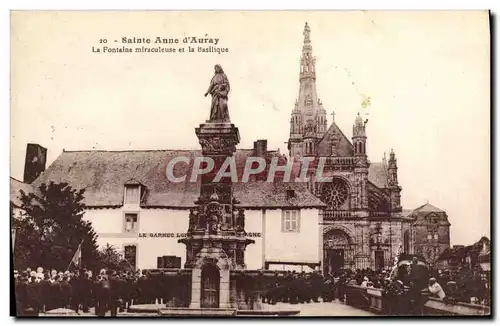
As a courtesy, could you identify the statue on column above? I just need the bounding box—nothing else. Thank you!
[204,64,230,122]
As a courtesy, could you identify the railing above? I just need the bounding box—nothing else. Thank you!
[344,284,490,316]
[325,157,357,166]
[370,211,390,217]
[322,210,354,219]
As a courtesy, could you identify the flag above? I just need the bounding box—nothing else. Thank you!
[71,240,83,267]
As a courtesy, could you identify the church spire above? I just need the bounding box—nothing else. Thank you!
[297,22,319,115]
[288,22,326,159]
[303,22,312,52]
[300,22,315,81]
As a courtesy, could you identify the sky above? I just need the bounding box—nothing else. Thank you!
[10,11,490,246]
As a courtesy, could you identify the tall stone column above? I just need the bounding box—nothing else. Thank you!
[179,66,254,310]
[195,122,240,205]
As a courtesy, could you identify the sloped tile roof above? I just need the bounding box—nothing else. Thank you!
[368,162,388,189]
[411,202,445,214]
[32,149,326,209]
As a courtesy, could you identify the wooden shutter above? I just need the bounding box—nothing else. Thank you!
[296,210,300,232]
[281,210,284,232]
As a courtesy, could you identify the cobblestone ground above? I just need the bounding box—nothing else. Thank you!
[40,300,376,317]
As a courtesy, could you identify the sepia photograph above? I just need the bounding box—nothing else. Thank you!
[9,10,491,317]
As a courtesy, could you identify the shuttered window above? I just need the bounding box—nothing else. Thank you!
[282,210,300,233]
[125,185,140,204]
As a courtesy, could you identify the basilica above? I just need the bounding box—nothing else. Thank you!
[11,22,451,273]
[286,22,451,273]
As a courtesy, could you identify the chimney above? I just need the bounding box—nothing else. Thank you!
[253,139,268,158]
[23,143,47,183]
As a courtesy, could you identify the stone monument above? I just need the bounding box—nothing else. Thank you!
[178,64,254,309]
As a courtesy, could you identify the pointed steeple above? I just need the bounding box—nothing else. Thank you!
[297,22,319,117]
[288,22,326,159]
[300,22,315,81]
[302,22,312,54]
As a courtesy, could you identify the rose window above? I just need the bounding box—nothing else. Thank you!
[321,178,349,208]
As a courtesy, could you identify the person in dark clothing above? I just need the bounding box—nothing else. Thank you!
[94,274,110,317]
[338,273,348,302]
[47,276,60,311]
[322,274,335,302]
[407,257,429,314]
[70,271,81,313]
[26,276,43,316]
[310,272,323,302]
[59,276,72,309]
[137,274,148,304]
[107,271,119,317]
[80,271,92,313]
[38,275,50,313]
[15,274,30,316]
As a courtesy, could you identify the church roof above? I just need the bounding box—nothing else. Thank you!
[411,202,445,214]
[10,177,35,208]
[367,162,389,189]
[315,122,354,157]
[32,149,327,209]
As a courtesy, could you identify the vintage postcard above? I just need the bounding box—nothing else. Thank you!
[10,10,491,317]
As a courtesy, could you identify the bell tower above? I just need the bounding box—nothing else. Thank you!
[288,22,327,160]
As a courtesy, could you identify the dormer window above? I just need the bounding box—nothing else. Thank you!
[124,179,144,205]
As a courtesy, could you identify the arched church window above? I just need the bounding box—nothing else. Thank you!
[321,178,349,209]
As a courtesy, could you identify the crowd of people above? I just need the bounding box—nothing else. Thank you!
[13,260,490,316]
[13,267,190,316]
[259,259,490,315]
[345,264,490,306]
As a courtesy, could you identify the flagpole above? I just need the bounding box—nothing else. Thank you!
[67,240,84,271]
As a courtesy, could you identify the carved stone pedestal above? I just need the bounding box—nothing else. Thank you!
[178,120,254,310]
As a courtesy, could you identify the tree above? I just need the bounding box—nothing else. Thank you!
[14,182,99,271]
[97,244,134,272]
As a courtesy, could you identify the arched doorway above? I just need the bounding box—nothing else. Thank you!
[323,229,354,276]
[200,264,220,308]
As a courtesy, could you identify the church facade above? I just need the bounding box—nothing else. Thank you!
[287,23,451,273]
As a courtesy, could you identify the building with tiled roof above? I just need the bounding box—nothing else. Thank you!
[16,141,331,270]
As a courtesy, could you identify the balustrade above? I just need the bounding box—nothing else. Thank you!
[322,210,354,219]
